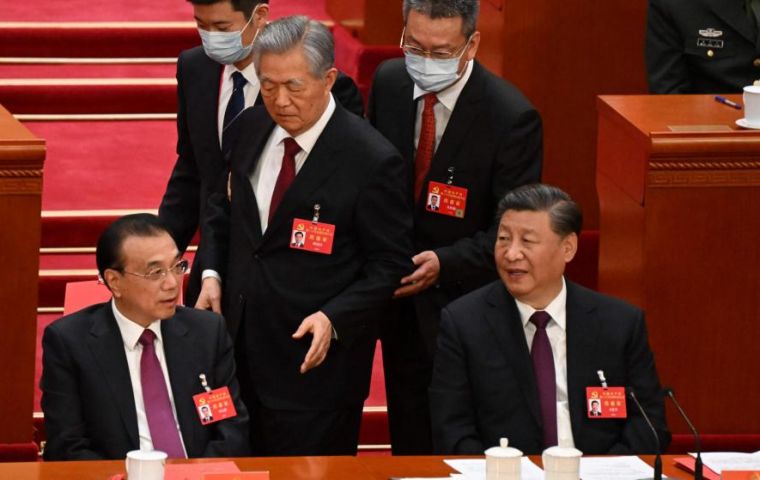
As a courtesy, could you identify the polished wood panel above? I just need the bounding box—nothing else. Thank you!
[597,94,760,435]
[0,103,45,443]
[0,455,698,479]
[484,0,651,229]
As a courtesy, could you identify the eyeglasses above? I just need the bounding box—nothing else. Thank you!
[399,27,472,60]
[120,259,189,281]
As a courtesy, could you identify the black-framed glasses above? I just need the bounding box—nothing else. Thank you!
[399,27,472,60]
[120,259,189,281]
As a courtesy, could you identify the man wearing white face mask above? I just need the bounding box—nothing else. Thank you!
[159,0,364,311]
[368,0,543,455]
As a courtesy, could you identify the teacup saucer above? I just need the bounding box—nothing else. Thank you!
[736,118,760,129]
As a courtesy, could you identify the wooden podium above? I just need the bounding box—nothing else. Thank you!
[597,95,760,435]
[0,104,44,449]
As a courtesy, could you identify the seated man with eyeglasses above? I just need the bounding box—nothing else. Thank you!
[41,213,249,460]
[367,0,543,454]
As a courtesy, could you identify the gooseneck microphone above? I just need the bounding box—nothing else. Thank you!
[664,387,702,480]
[629,389,663,480]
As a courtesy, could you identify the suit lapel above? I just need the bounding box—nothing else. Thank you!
[161,312,201,457]
[483,283,543,428]
[87,305,139,448]
[260,106,347,244]
[427,61,484,187]
[709,1,756,44]
[233,110,276,251]
[565,282,601,440]
[190,56,225,163]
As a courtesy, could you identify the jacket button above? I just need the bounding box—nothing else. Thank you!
[238,294,244,304]
[754,58,760,68]
[706,50,714,58]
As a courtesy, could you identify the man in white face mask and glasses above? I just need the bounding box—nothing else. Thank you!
[158,0,364,311]
[367,0,543,455]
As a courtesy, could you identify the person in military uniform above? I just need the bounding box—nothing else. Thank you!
[646,0,760,93]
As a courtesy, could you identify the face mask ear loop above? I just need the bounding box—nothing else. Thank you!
[242,4,261,48]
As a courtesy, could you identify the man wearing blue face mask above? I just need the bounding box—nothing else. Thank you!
[159,0,364,311]
[367,0,543,455]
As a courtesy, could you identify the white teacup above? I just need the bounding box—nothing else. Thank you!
[125,450,167,480]
[743,85,760,125]
[542,445,582,480]
[485,438,522,480]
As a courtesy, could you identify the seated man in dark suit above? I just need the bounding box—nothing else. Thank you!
[159,0,365,309]
[368,0,543,454]
[41,214,249,460]
[430,184,670,455]
[646,0,760,93]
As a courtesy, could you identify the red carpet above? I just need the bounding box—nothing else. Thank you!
[1,0,326,22]
[0,63,177,79]
[24,120,177,210]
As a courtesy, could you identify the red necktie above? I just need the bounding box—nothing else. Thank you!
[529,311,558,449]
[269,137,301,223]
[414,93,438,201]
[138,329,185,458]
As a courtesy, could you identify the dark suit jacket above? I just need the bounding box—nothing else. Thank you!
[203,103,414,410]
[368,59,542,351]
[158,46,365,305]
[430,280,670,455]
[646,0,760,93]
[40,303,250,460]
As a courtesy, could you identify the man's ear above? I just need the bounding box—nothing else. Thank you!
[324,67,338,93]
[253,3,269,30]
[104,269,122,298]
[465,30,481,62]
[562,232,578,264]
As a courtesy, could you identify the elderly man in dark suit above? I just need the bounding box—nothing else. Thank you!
[201,15,414,455]
[367,0,543,454]
[646,0,760,93]
[158,0,364,309]
[41,214,249,460]
[430,184,670,455]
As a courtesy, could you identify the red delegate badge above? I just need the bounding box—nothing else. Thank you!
[426,181,468,218]
[290,218,335,255]
[586,386,627,419]
[193,387,237,425]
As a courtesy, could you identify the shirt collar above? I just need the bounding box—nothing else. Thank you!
[111,300,163,351]
[412,59,474,112]
[270,93,336,155]
[223,62,260,90]
[515,277,567,331]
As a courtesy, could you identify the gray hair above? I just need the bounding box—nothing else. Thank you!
[496,184,583,237]
[252,15,334,78]
[403,0,480,38]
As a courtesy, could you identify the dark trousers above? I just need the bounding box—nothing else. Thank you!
[234,324,363,456]
[380,299,434,454]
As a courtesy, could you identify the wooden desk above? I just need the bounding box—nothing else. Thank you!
[596,94,760,436]
[0,455,698,479]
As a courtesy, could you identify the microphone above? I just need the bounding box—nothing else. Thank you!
[629,389,663,480]
[664,387,702,480]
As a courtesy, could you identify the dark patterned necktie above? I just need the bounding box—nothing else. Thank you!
[414,93,438,201]
[530,311,558,449]
[221,71,247,164]
[138,329,185,458]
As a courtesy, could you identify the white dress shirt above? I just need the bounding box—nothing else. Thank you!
[514,277,575,448]
[112,301,188,456]
[250,93,336,233]
[412,60,474,152]
[217,62,260,146]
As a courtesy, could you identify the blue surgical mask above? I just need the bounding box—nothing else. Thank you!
[404,53,465,93]
[199,11,257,65]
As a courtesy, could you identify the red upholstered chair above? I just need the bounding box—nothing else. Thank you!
[332,24,402,106]
[0,442,39,462]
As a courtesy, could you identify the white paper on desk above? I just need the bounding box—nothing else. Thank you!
[444,457,543,480]
[579,456,654,480]
[695,451,760,474]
